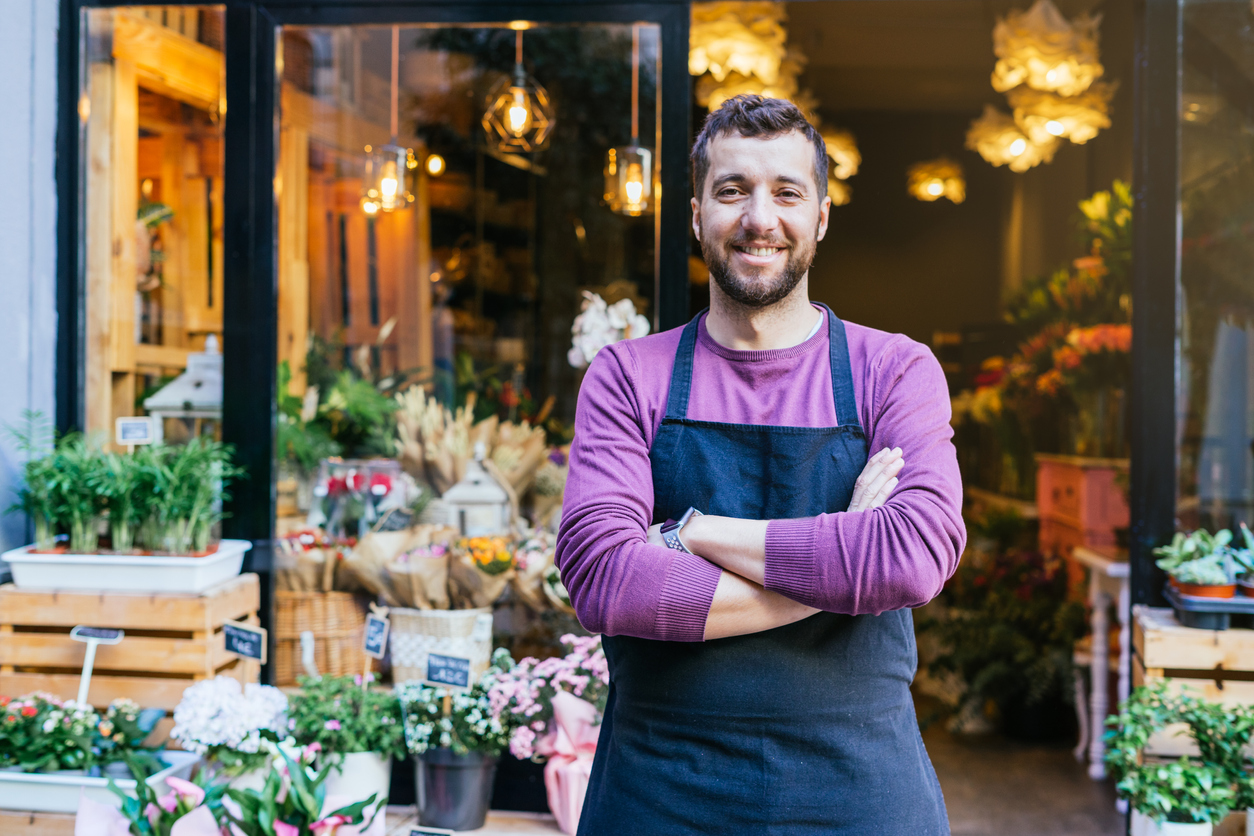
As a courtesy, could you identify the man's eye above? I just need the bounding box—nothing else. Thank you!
[718,188,741,197]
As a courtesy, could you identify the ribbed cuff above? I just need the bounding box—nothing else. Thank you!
[654,551,723,642]
[764,518,819,605]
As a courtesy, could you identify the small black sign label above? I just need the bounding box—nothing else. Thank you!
[425,653,471,689]
[410,828,454,836]
[363,613,390,660]
[222,622,267,664]
[70,626,124,643]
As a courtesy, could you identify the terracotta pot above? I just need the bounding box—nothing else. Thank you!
[1174,581,1236,598]
[1239,579,1254,598]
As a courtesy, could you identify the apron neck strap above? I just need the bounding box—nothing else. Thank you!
[663,310,703,419]
[821,304,864,432]
[663,305,863,431]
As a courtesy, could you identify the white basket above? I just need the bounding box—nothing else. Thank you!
[1,540,251,594]
[390,607,494,685]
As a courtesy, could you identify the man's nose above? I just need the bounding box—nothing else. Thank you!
[740,189,779,236]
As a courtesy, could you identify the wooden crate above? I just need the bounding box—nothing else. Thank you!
[0,574,261,713]
[0,810,75,835]
[1132,605,1254,757]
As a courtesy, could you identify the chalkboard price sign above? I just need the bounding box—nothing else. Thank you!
[70,626,124,643]
[425,653,471,689]
[223,622,267,664]
[363,613,390,660]
[410,827,454,836]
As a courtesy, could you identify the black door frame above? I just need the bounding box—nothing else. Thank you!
[56,0,691,677]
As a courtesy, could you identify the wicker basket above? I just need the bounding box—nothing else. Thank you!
[390,607,494,685]
[274,591,368,686]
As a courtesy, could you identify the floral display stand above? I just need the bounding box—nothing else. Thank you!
[0,574,261,714]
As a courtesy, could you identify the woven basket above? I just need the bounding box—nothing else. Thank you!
[274,591,368,686]
[390,607,494,685]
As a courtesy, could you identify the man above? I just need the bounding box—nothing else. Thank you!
[556,95,964,834]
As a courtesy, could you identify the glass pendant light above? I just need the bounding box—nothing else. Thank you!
[361,26,415,215]
[482,29,555,153]
[604,25,654,216]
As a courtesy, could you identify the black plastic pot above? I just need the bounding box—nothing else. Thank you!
[416,749,499,831]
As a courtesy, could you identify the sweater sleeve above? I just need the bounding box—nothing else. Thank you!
[762,338,965,613]
[555,345,723,641]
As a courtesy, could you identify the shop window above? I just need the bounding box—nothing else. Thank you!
[79,6,226,444]
[1178,0,1254,530]
[273,23,661,521]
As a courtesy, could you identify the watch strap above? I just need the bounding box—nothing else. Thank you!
[660,507,703,553]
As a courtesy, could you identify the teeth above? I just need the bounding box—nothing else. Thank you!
[741,247,778,257]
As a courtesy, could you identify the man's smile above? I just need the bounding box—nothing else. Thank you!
[731,243,787,266]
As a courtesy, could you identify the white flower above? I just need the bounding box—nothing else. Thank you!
[625,314,651,340]
[171,676,288,757]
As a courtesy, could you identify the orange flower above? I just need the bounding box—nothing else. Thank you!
[1036,369,1064,395]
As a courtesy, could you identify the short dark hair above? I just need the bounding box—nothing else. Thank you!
[691,95,828,202]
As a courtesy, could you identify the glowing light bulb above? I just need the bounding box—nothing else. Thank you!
[624,163,645,206]
[426,154,445,176]
[507,88,532,136]
[1046,68,1058,84]
[1009,138,1027,157]
[361,198,380,216]
[926,180,944,197]
[1045,120,1066,137]
[380,160,399,200]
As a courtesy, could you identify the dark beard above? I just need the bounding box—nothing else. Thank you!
[700,227,817,309]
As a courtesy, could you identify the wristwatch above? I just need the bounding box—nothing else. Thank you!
[660,507,703,553]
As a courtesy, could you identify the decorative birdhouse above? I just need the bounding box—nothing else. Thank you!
[443,443,512,537]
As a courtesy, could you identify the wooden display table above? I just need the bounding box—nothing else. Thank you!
[1133,605,1254,758]
[0,574,260,715]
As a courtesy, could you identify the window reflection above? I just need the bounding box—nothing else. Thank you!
[1179,1,1254,530]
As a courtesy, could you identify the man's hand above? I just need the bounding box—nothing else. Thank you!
[847,447,904,512]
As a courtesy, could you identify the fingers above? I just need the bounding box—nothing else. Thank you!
[847,447,904,512]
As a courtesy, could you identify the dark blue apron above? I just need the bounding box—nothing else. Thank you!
[577,307,948,835]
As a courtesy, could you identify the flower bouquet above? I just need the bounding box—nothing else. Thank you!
[227,745,382,836]
[85,762,227,836]
[170,677,289,782]
[567,291,651,369]
[448,536,515,609]
[510,531,557,612]
[488,635,609,835]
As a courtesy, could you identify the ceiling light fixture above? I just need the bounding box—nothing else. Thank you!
[361,26,414,215]
[1008,83,1115,146]
[605,25,654,216]
[482,29,555,153]
[907,158,966,204]
[965,104,1059,173]
[991,0,1104,97]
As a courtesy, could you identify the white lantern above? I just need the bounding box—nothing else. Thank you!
[443,443,512,537]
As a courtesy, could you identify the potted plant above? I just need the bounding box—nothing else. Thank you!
[226,745,379,836]
[94,698,168,778]
[0,693,100,774]
[398,652,517,831]
[1105,684,1240,835]
[487,636,610,836]
[87,757,228,836]
[1155,530,1239,597]
[287,673,405,810]
[170,676,289,790]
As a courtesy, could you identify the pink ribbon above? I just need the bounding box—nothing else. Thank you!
[535,691,600,836]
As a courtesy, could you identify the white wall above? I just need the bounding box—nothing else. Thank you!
[0,0,58,551]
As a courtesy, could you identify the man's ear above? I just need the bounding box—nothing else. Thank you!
[691,196,701,240]
[816,194,832,242]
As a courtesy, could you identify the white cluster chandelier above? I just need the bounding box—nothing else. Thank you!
[690,2,858,203]
[967,0,1114,173]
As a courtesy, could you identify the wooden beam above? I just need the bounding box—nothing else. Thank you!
[113,10,222,114]
[84,62,115,436]
[110,59,137,376]
[133,343,189,370]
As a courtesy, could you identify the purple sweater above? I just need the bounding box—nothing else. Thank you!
[555,309,966,642]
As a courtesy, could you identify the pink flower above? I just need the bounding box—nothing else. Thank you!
[144,802,162,826]
[324,719,341,731]
[164,776,205,806]
[274,823,300,836]
[157,791,178,813]
[311,815,349,834]
[302,742,322,762]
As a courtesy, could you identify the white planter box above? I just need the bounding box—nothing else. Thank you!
[0,751,200,814]
[1131,810,1213,836]
[2,539,251,593]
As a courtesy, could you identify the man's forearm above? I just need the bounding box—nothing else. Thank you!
[683,516,768,585]
[704,568,817,640]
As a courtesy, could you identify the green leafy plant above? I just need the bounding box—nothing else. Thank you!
[1154,529,1234,573]
[398,653,517,756]
[6,410,59,549]
[0,693,99,772]
[1105,683,1240,825]
[144,439,246,554]
[1169,555,1233,586]
[108,752,227,836]
[94,698,167,776]
[50,434,108,553]
[287,675,406,759]
[921,546,1086,723]
[226,746,378,836]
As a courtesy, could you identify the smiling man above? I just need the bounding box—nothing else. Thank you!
[556,95,964,834]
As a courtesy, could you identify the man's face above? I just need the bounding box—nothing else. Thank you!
[692,131,831,308]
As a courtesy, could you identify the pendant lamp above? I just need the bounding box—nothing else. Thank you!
[605,25,654,216]
[361,26,416,216]
[482,29,555,153]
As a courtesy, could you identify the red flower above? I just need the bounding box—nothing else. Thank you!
[346,472,366,493]
[369,473,393,496]
[326,476,347,496]
[20,705,37,717]
[0,696,10,707]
